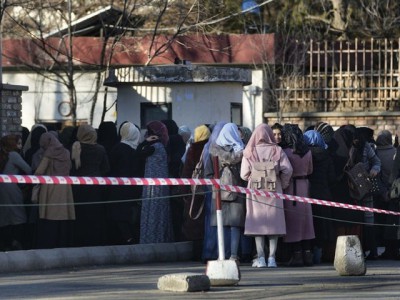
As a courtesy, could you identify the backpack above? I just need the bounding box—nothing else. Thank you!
[220,164,240,201]
[250,160,277,192]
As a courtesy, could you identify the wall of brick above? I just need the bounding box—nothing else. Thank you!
[0,84,29,137]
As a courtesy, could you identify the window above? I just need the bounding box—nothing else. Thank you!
[140,102,172,128]
[231,103,242,126]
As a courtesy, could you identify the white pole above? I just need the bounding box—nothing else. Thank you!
[216,210,225,260]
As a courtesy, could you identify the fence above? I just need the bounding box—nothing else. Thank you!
[270,38,400,114]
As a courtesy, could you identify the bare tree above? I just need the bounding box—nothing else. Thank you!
[1,0,278,126]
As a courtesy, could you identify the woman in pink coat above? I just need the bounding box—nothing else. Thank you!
[281,124,315,267]
[241,124,293,268]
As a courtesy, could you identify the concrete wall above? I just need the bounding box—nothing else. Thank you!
[116,82,245,132]
[4,66,259,132]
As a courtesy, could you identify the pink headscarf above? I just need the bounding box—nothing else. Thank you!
[243,123,282,162]
[146,120,169,146]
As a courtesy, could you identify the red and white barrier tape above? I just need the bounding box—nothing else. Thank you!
[0,174,214,186]
[1,174,399,216]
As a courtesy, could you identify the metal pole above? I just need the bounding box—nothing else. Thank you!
[0,0,4,85]
[212,156,225,261]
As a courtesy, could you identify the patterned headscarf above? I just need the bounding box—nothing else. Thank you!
[243,123,281,161]
[215,123,244,153]
[315,122,334,145]
[304,130,328,149]
[146,120,169,146]
[120,122,140,149]
[281,124,309,157]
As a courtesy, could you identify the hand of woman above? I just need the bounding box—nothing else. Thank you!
[369,169,378,177]
[146,135,159,142]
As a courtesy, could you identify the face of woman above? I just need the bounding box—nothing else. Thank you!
[16,138,22,151]
[273,129,282,144]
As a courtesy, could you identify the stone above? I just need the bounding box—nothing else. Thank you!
[157,273,210,292]
[206,260,241,286]
[334,235,366,276]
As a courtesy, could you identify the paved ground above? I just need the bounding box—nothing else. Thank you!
[1,259,399,299]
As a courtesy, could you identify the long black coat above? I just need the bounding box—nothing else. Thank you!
[108,143,144,222]
[308,146,336,243]
[71,143,110,247]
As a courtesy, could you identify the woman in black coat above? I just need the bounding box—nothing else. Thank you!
[304,130,336,263]
[71,124,110,247]
[108,122,143,245]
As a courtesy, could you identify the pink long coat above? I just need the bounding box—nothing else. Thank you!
[241,145,293,236]
[283,149,315,243]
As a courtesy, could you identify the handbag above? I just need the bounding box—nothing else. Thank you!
[345,162,372,201]
[390,177,400,200]
[189,149,206,220]
[369,173,388,201]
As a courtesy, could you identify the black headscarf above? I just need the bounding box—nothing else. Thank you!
[24,126,47,166]
[281,124,309,157]
[351,127,368,164]
[97,121,119,156]
[332,125,356,158]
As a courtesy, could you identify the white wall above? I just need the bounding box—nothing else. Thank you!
[3,71,117,129]
[4,69,261,132]
[116,82,244,132]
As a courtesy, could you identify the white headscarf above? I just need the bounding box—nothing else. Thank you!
[215,123,244,153]
[120,122,140,149]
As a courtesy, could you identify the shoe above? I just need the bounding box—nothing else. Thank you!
[267,256,277,268]
[303,250,314,266]
[252,256,267,268]
[378,250,397,260]
[286,251,304,267]
[365,253,379,261]
[313,247,322,264]
[240,254,253,263]
[230,256,240,265]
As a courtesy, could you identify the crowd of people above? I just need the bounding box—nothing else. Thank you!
[0,120,399,268]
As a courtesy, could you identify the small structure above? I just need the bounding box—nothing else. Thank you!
[104,65,253,130]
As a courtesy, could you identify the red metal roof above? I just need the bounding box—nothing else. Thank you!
[2,34,276,68]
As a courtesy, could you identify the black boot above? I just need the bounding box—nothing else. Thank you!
[303,250,313,266]
[286,251,304,267]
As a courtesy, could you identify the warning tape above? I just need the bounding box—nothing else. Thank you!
[1,174,399,216]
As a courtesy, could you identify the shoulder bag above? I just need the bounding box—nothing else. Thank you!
[189,149,206,219]
[345,162,372,201]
